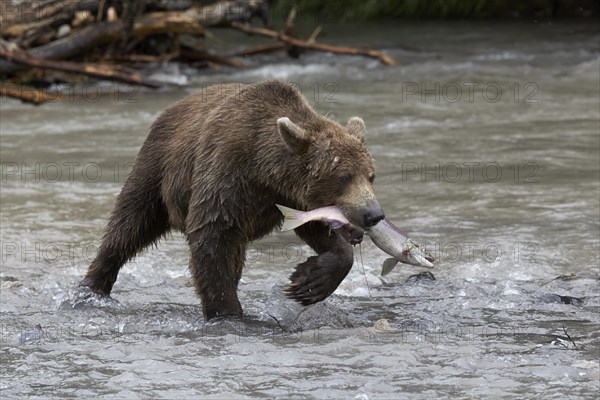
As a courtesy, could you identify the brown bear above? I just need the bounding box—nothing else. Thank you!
[80,80,384,320]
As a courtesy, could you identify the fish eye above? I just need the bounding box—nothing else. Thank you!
[339,174,353,185]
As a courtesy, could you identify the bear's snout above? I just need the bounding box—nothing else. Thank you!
[362,201,385,228]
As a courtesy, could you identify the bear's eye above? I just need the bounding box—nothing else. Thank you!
[369,174,376,184]
[339,174,353,185]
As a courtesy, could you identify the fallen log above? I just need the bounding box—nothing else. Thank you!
[0,0,267,75]
[0,0,260,27]
[0,40,163,87]
[1,0,99,39]
[2,0,95,24]
[0,9,204,75]
[133,9,204,36]
[1,0,267,29]
[196,0,267,27]
[3,22,125,69]
[229,22,398,66]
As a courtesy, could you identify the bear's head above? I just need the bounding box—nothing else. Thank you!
[277,115,384,230]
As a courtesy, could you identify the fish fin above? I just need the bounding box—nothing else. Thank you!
[381,258,399,276]
[276,204,306,231]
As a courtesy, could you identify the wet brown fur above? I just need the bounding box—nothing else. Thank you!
[81,80,379,320]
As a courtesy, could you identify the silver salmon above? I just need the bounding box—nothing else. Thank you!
[368,219,434,274]
[275,204,364,245]
[276,204,349,230]
[276,204,434,275]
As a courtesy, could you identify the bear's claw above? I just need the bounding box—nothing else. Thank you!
[285,253,351,306]
[285,256,329,305]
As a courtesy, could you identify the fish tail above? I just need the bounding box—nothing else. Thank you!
[276,204,306,231]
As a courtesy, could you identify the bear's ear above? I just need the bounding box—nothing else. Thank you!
[346,116,366,143]
[277,117,309,153]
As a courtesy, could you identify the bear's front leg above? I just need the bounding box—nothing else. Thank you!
[187,228,245,320]
[286,222,354,306]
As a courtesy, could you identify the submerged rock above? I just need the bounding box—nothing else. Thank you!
[540,294,584,306]
[372,318,396,332]
[406,271,436,283]
[287,303,355,332]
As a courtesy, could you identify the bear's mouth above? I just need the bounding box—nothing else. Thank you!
[337,224,364,246]
[322,203,365,245]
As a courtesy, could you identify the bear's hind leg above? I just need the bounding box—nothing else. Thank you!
[187,228,245,320]
[81,175,170,295]
[286,222,354,306]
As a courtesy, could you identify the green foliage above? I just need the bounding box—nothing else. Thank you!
[272,0,580,21]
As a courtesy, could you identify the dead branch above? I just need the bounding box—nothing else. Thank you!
[230,43,286,57]
[562,326,577,348]
[229,22,398,66]
[0,82,63,104]
[283,5,300,58]
[307,26,322,43]
[111,52,179,63]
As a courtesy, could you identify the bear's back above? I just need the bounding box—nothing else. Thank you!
[149,81,317,231]
[153,81,312,146]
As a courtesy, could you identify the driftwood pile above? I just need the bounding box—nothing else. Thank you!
[0,0,396,104]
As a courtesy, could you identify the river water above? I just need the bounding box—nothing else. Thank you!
[1,21,599,399]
